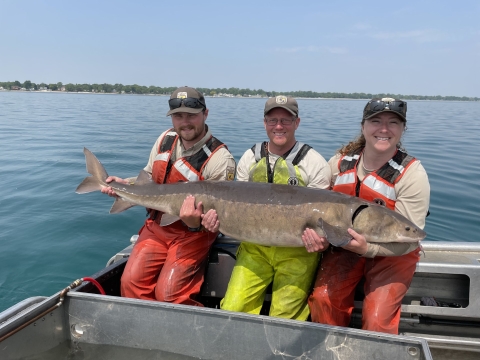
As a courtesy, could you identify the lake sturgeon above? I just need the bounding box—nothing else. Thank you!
[76,148,426,247]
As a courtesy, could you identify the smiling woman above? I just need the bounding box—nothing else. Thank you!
[307,97,431,335]
[361,105,406,168]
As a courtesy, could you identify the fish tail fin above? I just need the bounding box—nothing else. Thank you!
[75,148,108,194]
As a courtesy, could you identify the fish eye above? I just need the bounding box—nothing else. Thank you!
[405,226,410,231]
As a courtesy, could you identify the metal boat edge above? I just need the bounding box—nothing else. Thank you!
[1,237,480,359]
[0,289,432,360]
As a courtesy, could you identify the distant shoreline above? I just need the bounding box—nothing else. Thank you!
[1,89,479,102]
[2,80,479,101]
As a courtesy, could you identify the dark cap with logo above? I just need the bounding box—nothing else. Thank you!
[264,95,299,117]
[166,86,206,116]
[362,97,407,122]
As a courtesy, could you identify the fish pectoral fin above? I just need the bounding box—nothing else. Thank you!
[160,213,181,227]
[110,198,136,214]
[317,218,352,247]
[134,170,152,186]
[312,227,326,238]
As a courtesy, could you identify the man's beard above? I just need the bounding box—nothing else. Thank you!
[177,125,202,141]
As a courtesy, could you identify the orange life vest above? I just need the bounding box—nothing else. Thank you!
[332,149,416,210]
[151,129,226,184]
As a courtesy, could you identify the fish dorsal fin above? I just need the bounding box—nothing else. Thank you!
[160,213,181,227]
[316,218,352,247]
[135,170,152,186]
[110,198,136,214]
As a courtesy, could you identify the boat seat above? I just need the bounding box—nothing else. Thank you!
[201,237,480,322]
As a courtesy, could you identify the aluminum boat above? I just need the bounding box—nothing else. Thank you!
[1,236,479,359]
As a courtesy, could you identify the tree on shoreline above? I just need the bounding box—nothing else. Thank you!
[0,80,478,101]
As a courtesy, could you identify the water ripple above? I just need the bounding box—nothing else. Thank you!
[0,92,479,311]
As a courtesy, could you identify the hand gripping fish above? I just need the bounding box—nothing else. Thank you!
[76,148,426,247]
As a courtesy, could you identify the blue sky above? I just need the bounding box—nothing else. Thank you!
[1,0,479,97]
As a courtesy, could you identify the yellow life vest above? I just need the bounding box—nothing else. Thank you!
[248,141,311,186]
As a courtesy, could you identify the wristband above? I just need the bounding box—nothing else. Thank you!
[187,225,203,232]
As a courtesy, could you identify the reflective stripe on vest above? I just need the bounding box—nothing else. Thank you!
[343,154,360,163]
[154,152,170,162]
[173,159,200,182]
[388,158,404,172]
[249,141,310,186]
[202,144,212,158]
[333,148,416,209]
[151,129,226,184]
[334,171,356,186]
[362,175,397,201]
[284,142,305,181]
[254,142,263,162]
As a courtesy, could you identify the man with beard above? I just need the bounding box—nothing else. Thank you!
[101,86,236,305]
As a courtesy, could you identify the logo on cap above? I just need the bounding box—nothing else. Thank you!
[177,92,188,99]
[275,96,288,105]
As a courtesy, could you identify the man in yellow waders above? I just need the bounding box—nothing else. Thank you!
[201,96,331,320]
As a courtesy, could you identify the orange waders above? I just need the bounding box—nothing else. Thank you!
[308,246,420,334]
[309,148,420,334]
[120,129,224,305]
[121,219,217,305]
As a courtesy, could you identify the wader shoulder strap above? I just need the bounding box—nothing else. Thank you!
[183,136,226,173]
[376,150,415,184]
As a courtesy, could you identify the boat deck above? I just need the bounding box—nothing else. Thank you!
[110,237,480,321]
[1,239,478,359]
[106,238,480,358]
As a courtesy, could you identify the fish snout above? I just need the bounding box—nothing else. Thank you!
[404,225,427,241]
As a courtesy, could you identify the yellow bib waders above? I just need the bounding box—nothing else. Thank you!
[220,142,321,320]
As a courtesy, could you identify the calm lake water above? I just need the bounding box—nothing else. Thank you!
[0,91,479,312]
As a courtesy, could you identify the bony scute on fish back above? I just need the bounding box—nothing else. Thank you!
[352,203,426,243]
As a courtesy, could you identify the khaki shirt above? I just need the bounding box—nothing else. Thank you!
[144,127,236,181]
[237,144,331,189]
[328,153,430,258]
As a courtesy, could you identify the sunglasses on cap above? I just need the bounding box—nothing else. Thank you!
[364,99,407,119]
[168,97,206,111]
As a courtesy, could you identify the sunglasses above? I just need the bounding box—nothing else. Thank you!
[168,97,206,111]
[364,99,407,119]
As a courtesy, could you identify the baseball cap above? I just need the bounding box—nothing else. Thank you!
[363,97,407,122]
[166,86,206,116]
[264,95,299,117]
